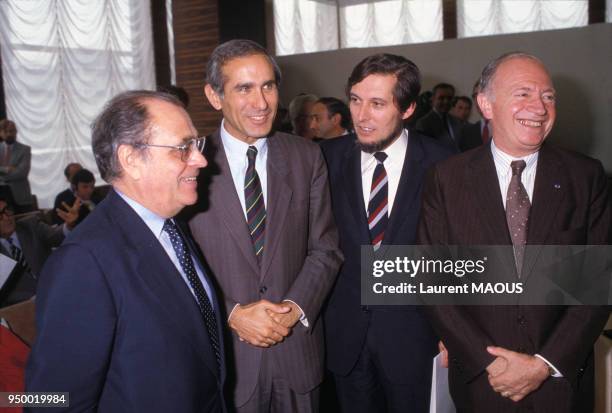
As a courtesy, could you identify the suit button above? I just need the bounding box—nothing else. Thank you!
[259,286,267,294]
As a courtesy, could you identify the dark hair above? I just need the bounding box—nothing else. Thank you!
[432,83,455,96]
[346,53,421,113]
[205,39,281,97]
[70,168,95,186]
[451,96,472,108]
[63,162,82,179]
[91,90,184,182]
[478,52,543,96]
[316,97,352,130]
[157,85,190,108]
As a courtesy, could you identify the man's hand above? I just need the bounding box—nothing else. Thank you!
[438,341,449,368]
[56,198,81,230]
[228,300,291,348]
[267,301,303,329]
[486,346,550,402]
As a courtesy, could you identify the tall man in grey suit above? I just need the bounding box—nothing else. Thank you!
[191,39,342,412]
[418,52,610,413]
[0,120,33,212]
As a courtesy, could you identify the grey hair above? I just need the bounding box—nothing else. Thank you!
[91,90,184,183]
[205,39,282,97]
[288,94,318,125]
[478,52,545,96]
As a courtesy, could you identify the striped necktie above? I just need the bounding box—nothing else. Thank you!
[163,219,221,371]
[7,237,31,275]
[368,152,388,251]
[245,146,266,263]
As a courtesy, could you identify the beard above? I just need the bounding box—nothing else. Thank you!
[356,120,404,154]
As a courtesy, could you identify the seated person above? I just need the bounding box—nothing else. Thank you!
[53,162,82,208]
[53,168,96,226]
[0,196,78,307]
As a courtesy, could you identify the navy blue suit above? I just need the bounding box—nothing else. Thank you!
[26,189,226,413]
[321,132,453,412]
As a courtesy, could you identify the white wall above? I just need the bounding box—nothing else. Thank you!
[276,23,612,173]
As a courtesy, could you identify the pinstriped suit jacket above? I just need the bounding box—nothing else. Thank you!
[188,130,342,406]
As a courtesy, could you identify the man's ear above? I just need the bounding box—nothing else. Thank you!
[401,101,417,120]
[477,92,493,120]
[204,84,223,111]
[331,113,341,127]
[117,144,142,180]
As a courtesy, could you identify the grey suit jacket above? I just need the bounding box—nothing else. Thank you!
[188,130,342,406]
[0,141,33,206]
[0,216,64,306]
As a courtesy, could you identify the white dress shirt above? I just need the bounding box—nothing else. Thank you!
[117,190,213,303]
[361,129,408,215]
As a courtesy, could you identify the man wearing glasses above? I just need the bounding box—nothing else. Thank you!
[26,91,227,412]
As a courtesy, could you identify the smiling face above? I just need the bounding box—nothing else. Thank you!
[205,54,278,144]
[349,73,414,153]
[479,57,556,157]
[129,99,207,218]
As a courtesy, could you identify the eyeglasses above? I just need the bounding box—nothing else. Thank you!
[136,136,206,162]
[0,206,14,217]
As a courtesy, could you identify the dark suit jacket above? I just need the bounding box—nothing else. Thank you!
[320,132,452,409]
[26,189,226,413]
[0,141,32,206]
[417,142,611,413]
[458,120,485,152]
[188,130,342,406]
[0,216,64,307]
[416,110,461,153]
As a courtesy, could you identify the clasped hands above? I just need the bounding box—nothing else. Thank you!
[228,300,303,347]
[438,341,550,402]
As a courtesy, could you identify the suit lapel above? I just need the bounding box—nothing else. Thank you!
[208,132,260,275]
[384,134,424,244]
[342,143,370,245]
[522,145,565,280]
[107,191,221,380]
[261,134,292,280]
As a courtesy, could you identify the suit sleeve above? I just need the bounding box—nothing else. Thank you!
[26,244,116,413]
[536,160,611,386]
[2,145,31,181]
[284,148,343,331]
[417,166,497,382]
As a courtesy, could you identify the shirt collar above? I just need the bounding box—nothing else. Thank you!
[490,138,539,177]
[115,189,166,239]
[220,119,268,161]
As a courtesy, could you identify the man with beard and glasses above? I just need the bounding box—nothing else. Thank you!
[320,53,453,412]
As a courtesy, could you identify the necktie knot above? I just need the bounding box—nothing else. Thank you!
[374,152,387,164]
[162,218,178,237]
[247,146,258,163]
[510,160,526,177]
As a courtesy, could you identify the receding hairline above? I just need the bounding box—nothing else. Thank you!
[482,53,552,95]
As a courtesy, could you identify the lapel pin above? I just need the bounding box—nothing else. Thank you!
[554,184,561,189]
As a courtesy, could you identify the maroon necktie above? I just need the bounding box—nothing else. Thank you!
[481,121,490,143]
[506,160,530,276]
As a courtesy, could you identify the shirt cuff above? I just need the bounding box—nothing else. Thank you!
[534,354,563,377]
[283,299,308,328]
[227,303,240,323]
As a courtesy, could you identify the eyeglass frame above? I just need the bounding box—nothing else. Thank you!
[134,136,206,162]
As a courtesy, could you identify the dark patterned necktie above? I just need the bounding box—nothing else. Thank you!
[368,152,388,251]
[506,160,530,277]
[245,146,266,263]
[163,219,221,370]
[7,237,31,275]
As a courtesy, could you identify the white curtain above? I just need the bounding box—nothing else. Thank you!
[274,0,339,56]
[0,0,155,208]
[274,0,442,56]
[340,0,442,48]
[457,0,588,38]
